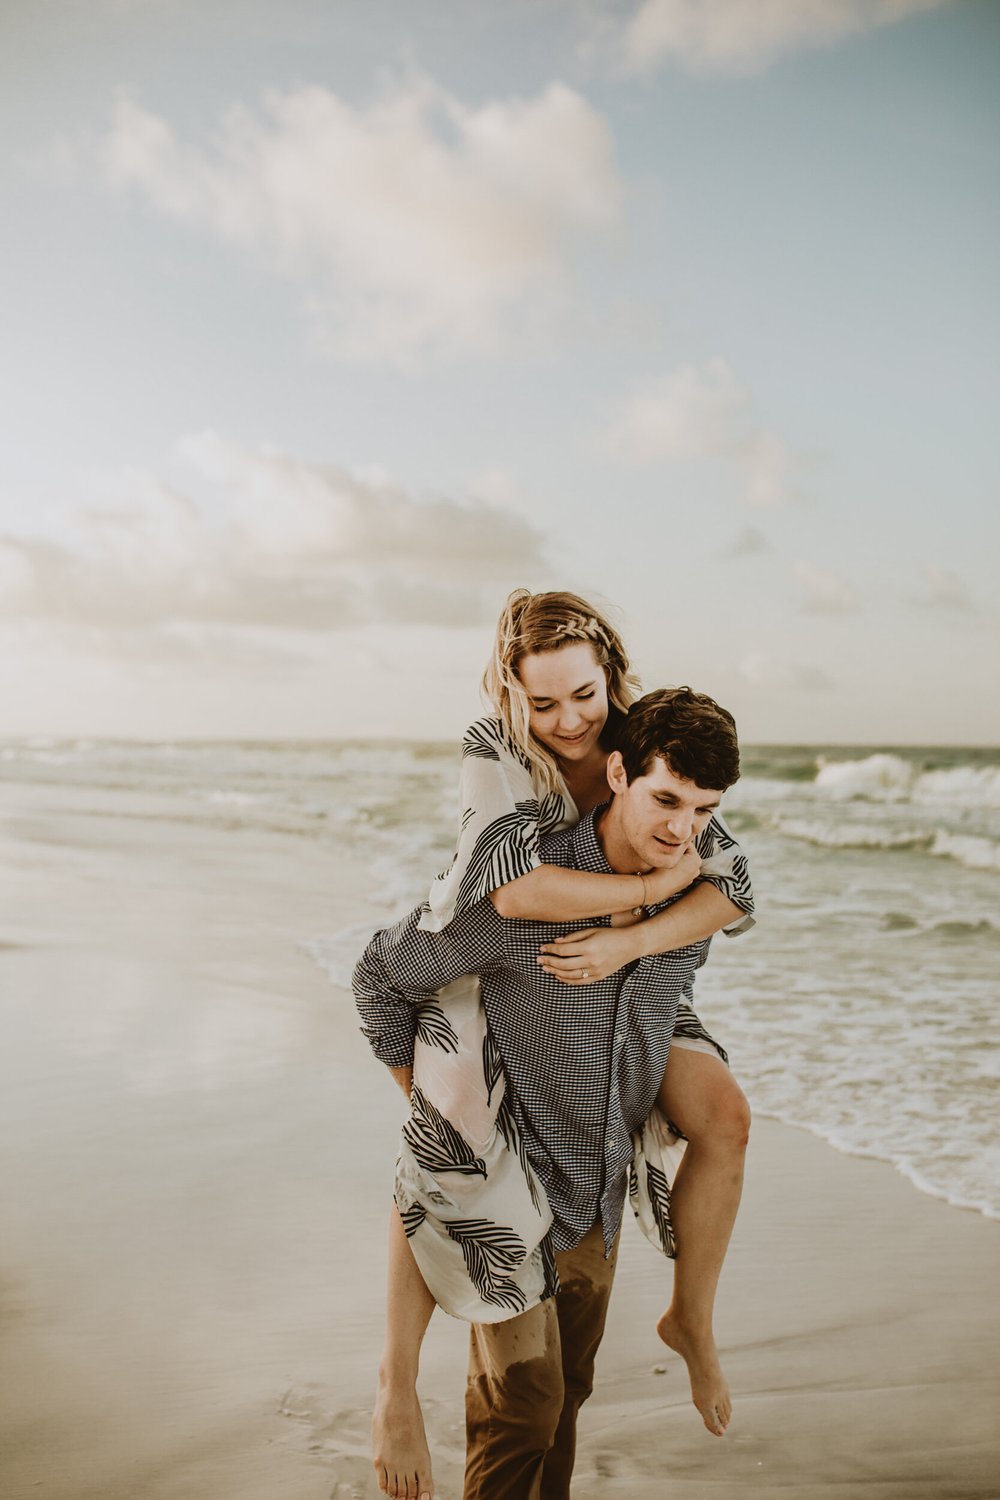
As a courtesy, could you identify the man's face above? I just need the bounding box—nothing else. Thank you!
[607,752,722,868]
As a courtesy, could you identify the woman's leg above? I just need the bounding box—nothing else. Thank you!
[371,1205,437,1500]
[655,1047,751,1437]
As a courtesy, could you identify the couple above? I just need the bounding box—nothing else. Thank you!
[353,589,755,1500]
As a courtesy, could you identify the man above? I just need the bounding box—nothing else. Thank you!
[354,688,750,1500]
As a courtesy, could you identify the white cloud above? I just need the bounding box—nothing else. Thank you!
[602,358,800,506]
[612,0,950,76]
[99,77,621,363]
[793,559,859,613]
[911,565,974,612]
[605,358,747,461]
[738,652,834,691]
[0,432,546,638]
[722,525,767,557]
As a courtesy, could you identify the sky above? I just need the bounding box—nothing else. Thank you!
[1,0,998,744]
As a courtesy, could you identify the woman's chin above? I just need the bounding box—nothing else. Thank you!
[552,745,586,763]
[549,732,597,760]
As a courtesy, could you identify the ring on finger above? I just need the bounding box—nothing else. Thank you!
[582,969,590,979]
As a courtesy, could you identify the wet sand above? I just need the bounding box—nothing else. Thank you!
[1,781,998,1499]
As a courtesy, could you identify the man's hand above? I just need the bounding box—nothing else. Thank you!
[537,925,645,984]
[644,842,701,901]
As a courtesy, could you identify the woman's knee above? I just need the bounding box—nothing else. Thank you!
[661,1050,751,1148]
[715,1081,751,1150]
[728,1092,749,1146]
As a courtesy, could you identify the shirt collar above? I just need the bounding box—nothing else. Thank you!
[571,803,615,874]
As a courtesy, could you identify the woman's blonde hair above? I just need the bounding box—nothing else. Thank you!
[483,589,643,790]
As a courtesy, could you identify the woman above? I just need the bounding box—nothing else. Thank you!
[371,590,753,1500]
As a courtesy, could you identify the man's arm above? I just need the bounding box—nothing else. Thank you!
[352,900,504,1070]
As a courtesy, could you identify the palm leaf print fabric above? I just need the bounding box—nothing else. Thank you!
[445,1219,531,1314]
[414,998,460,1053]
[395,971,558,1322]
[419,719,573,933]
[403,1086,488,1179]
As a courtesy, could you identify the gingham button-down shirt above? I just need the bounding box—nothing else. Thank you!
[354,807,713,1253]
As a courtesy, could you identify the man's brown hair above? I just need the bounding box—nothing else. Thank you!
[617,687,740,790]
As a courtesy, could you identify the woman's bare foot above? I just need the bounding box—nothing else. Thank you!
[657,1308,731,1437]
[371,1379,433,1499]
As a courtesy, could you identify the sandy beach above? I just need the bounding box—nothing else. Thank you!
[1,778,998,1500]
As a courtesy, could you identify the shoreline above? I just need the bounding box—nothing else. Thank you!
[744,1108,1000,1228]
[1,785,998,1498]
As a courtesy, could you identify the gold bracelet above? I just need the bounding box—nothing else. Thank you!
[632,873,646,916]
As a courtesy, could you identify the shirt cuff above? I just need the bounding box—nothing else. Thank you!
[722,910,755,936]
[358,1023,416,1070]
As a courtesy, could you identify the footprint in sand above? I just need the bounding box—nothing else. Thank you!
[276,1383,469,1495]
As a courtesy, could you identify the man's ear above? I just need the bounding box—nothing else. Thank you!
[606,750,628,795]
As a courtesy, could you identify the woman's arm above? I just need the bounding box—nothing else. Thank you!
[631,882,745,954]
[490,850,700,921]
[536,882,744,984]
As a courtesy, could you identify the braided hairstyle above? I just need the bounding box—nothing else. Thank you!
[483,589,643,790]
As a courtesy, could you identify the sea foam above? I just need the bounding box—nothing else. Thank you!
[814,753,1000,808]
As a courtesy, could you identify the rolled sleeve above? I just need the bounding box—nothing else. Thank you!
[719,905,755,936]
[697,812,756,936]
[352,901,504,1068]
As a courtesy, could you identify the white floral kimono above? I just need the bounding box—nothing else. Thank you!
[395,717,751,1323]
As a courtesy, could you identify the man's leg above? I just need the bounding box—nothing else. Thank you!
[655,1047,751,1436]
[541,1222,620,1500]
[464,1294,564,1500]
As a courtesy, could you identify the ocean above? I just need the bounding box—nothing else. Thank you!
[3,735,998,1222]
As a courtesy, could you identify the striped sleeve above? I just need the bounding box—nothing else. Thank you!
[695,811,756,935]
[418,718,570,933]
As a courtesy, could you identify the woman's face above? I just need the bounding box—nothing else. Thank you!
[518,642,609,764]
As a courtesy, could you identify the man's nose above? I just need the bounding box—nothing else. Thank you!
[666,809,693,839]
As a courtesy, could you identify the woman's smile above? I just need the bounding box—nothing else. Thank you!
[517,642,610,764]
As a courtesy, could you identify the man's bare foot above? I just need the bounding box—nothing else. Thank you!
[371,1379,433,1499]
[657,1309,731,1436]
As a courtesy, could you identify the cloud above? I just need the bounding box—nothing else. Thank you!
[602,358,800,506]
[738,652,834,691]
[910,565,974,612]
[609,0,950,76]
[722,525,767,557]
[99,77,621,363]
[793,559,859,613]
[0,432,546,638]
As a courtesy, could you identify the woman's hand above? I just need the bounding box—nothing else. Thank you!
[643,844,701,905]
[537,924,647,985]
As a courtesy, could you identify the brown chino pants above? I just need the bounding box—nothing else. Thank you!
[463,1221,620,1500]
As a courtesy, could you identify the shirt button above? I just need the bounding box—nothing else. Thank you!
[615,1031,625,1045]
